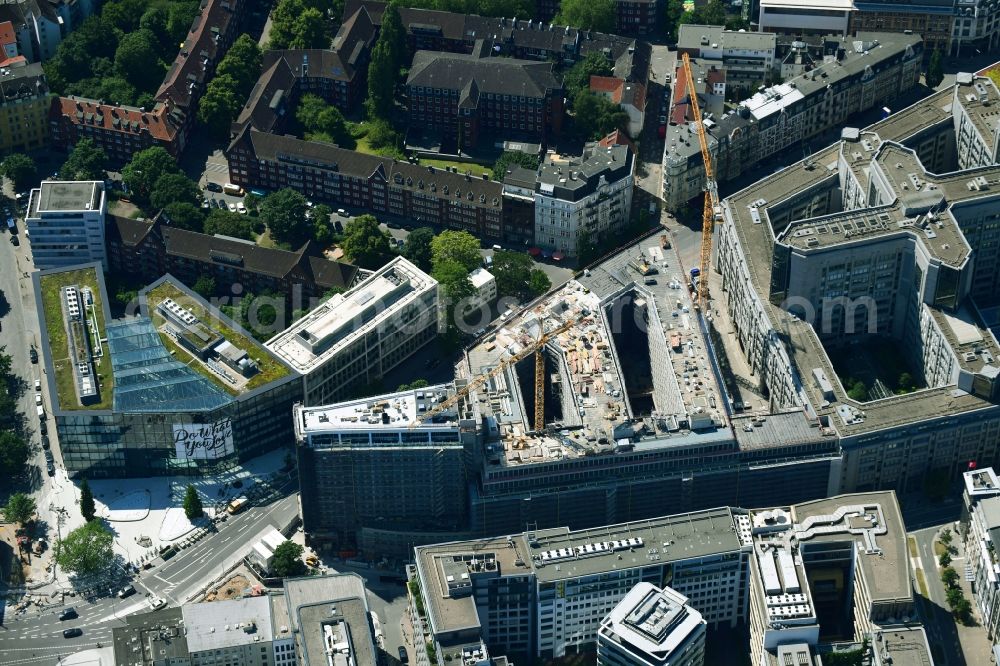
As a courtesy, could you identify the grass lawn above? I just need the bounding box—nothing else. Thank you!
[145,282,291,393]
[40,267,113,410]
[908,535,919,558]
[354,134,378,156]
[419,158,492,177]
[915,568,929,597]
[934,540,947,557]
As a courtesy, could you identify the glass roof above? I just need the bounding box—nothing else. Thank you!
[107,319,233,413]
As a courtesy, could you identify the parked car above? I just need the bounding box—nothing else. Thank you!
[34,379,41,391]
[216,199,227,209]
[227,202,237,212]
[29,348,38,363]
[206,182,223,193]
[35,393,42,405]
[58,608,78,621]
[46,462,55,476]
[62,628,82,638]
[398,646,409,664]
[43,450,53,464]
[236,202,247,214]
[118,585,136,599]
[337,208,349,217]
[9,234,18,245]
[41,434,49,449]
[148,596,167,610]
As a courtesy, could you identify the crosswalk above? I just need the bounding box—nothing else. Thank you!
[204,162,228,174]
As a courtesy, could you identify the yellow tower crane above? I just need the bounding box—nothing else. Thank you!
[680,52,721,306]
[413,318,577,428]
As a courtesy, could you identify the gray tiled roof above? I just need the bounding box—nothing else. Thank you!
[406,51,561,99]
[536,143,633,201]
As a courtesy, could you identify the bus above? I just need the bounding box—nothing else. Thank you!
[222,183,245,197]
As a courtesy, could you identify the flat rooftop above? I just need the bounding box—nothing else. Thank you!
[31,181,102,216]
[283,575,376,666]
[182,595,274,653]
[599,583,704,658]
[956,76,1000,158]
[295,383,459,434]
[416,507,742,636]
[111,607,187,665]
[870,627,934,666]
[267,256,436,373]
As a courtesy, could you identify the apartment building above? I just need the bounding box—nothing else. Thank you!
[748,493,919,665]
[225,129,507,242]
[293,383,476,550]
[757,0,854,36]
[963,467,1000,642]
[677,24,777,90]
[414,508,751,665]
[0,21,17,63]
[662,32,922,212]
[0,60,49,153]
[851,0,955,56]
[589,75,646,136]
[50,0,245,164]
[405,51,564,150]
[105,214,359,307]
[949,0,1000,55]
[534,143,635,257]
[266,257,438,406]
[0,0,96,62]
[25,181,106,271]
[597,583,707,666]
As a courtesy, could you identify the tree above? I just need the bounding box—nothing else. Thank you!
[0,154,37,191]
[297,94,352,146]
[528,269,551,296]
[0,431,30,477]
[139,5,172,57]
[271,539,306,576]
[433,258,477,338]
[215,34,262,96]
[67,75,140,107]
[941,566,960,588]
[563,51,613,103]
[162,202,206,232]
[79,478,96,522]
[927,49,944,89]
[311,204,334,244]
[954,597,973,623]
[114,29,164,93]
[492,151,540,181]
[380,2,406,68]
[404,226,435,272]
[700,0,727,25]
[847,380,867,402]
[431,230,481,273]
[193,275,217,299]
[150,173,201,212]
[492,250,537,299]
[55,520,114,577]
[290,8,330,49]
[260,188,310,243]
[341,214,392,268]
[946,586,965,608]
[398,379,430,391]
[365,41,395,120]
[940,529,953,545]
[122,147,181,204]
[102,0,147,34]
[3,492,36,526]
[168,2,200,43]
[59,138,108,180]
[555,0,615,32]
[204,209,254,240]
[664,0,686,41]
[939,551,952,567]
[197,75,243,140]
[183,484,204,520]
[573,91,630,140]
[268,0,334,50]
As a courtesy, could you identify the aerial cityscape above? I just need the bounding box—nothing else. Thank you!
[2,0,1000,665]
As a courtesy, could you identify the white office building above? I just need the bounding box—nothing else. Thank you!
[597,583,706,666]
[266,256,439,405]
[25,180,107,270]
[963,467,1000,642]
[534,143,634,258]
[757,0,854,36]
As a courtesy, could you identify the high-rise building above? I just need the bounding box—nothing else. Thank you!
[26,181,107,271]
[0,60,48,153]
[963,466,1000,642]
[597,583,707,666]
[266,257,439,406]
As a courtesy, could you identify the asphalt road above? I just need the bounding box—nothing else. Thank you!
[913,524,967,666]
[0,494,299,663]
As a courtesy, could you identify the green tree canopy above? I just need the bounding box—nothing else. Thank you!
[204,209,254,239]
[573,91,630,140]
[183,484,204,520]
[0,431,30,477]
[114,29,165,93]
[491,250,550,300]
[269,0,335,50]
[122,147,181,204]
[431,230,481,273]
[311,204,335,245]
[941,566,960,588]
[43,16,119,93]
[79,478,96,522]
[271,540,306,576]
[433,258,476,340]
[162,202,206,232]
[193,275,217,298]
[3,492,36,526]
[197,74,243,140]
[102,0,147,34]
[151,173,201,211]
[0,154,37,192]
[139,5,173,57]
[528,269,551,296]
[297,94,353,146]
[261,188,310,243]
[365,41,395,120]
[341,214,392,268]
[555,0,615,32]
[216,34,263,96]
[56,520,114,576]
[289,8,331,48]
[927,50,944,89]
[404,226,435,272]
[492,151,540,182]
[563,51,613,103]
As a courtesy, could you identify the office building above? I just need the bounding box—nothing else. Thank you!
[0,60,48,153]
[597,583,707,666]
[964,466,1000,642]
[534,143,635,257]
[677,25,777,90]
[404,50,564,150]
[267,257,438,405]
[225,129,507,242]
[0,0,96,62]
[105,213,359,308]
[662,32,922,212]
[35,265,302,478]
[851,0,955,56]
[747,493,918,665]
[714,71,1000,494]
[26,181,107,271]
[414,508,750,664]
[294,383,477,551]
[757,0,854,36]
[112,574,377,666]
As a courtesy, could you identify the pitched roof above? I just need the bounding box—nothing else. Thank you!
[233,57,296,135]
[332,5,376,57]
[106,214,158,248]
[598,129,635,152]
[406,51,561,99]
[0,20,16,47]
[589,75,622,95]
[0,60,46,102]
[51,96,180,143]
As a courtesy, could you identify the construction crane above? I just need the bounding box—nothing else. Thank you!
[414,318,577,428]
[680,51,721,306]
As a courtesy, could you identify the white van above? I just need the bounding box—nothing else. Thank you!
[36,405,44,418]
